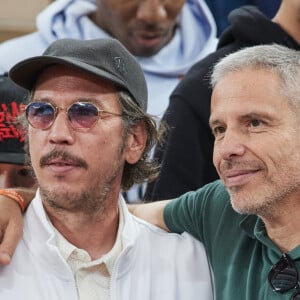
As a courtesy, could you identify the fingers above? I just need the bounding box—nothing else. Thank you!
[0,195,24,266]
[0,252,11,265]
[0,217,23,265]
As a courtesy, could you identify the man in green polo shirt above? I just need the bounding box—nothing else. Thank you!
[133,44,300,299]
[1,44,300,299]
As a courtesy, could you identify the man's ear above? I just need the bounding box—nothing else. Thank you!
[125,121,147,164]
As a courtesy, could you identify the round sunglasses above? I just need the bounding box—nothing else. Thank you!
[25,102,123,130]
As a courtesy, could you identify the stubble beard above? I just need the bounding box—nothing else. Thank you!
[39,141,126,218]
[228,169,300,219]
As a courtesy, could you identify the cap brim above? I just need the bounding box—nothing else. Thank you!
[0,153,25,165]
[9,56,128,92]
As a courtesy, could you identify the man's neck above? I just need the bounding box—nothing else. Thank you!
[46,201,120,260]
[261,202,300,253]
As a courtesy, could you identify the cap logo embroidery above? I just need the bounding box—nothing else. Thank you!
[0,101,25,142]
[113,57,127,76]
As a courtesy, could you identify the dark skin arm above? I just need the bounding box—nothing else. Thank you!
[0,188,35,265]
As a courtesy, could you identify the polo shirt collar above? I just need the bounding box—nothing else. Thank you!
[240,214,300,260]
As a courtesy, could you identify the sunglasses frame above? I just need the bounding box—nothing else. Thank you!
[268,253,300,300]
[25,102,123,130]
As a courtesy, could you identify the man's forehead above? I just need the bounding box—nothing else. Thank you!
[211,68,283,105]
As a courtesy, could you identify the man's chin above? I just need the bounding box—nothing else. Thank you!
[230,196,266,215]
[228,191,255,215]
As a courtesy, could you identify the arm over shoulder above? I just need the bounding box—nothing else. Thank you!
[164,180,229,241]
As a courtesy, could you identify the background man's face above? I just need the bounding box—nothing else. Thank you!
[0,163,35,188]
[93,0,185,56]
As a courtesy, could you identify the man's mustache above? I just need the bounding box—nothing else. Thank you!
[40,149,88,169]
[220,160,263,173]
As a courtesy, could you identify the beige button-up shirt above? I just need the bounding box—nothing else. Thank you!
[53,205,124,300]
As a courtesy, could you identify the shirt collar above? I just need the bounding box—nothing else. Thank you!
[50,198,125,276]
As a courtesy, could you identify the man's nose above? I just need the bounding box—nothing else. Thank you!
[217,129,246,160]
[48,110,75,145]
[136,0,167,23]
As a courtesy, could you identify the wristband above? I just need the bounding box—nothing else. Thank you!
[0,190,26,213]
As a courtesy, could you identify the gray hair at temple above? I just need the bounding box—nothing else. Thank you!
[211,44,300,109]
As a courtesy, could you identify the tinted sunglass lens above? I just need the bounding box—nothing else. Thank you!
[68,103,99,128]
[26,103,54,129]
[269,255,298,292]
[292,291,300,300]
[271,268,298,292]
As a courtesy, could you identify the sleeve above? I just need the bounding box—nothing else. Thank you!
[163,180,230,246]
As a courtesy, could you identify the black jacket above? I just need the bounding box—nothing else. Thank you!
[146,5,300,201]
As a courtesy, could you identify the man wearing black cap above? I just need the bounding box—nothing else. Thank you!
[0,75,35,188]
[0,38,214,299]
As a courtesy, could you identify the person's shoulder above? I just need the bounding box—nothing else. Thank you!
[183,42,238,83]
[170,42,239,109]
[131,215,171,236]
[0,32,44,52]
[170,180,230,217]
[132,214,209,249]
[184,180,229,202]
[0,32,46,73]
[130,217,214,299]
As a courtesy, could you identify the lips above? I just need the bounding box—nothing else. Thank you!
[138,31,165,39]
[41,157,82,175]
[45,158,79,167]
[134,29,169,47]
[222,168,260,188]
[39,149,88,171]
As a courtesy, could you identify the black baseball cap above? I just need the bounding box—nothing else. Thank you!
[9,38,148,111]
[0,75,29,165]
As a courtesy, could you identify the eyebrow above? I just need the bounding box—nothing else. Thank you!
[209,118,221,129]
[238,112,275,122]
[209,111,275,128]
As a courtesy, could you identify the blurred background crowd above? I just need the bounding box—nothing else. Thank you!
[0,0,280,42]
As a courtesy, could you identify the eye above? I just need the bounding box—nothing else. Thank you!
[212,126,226,138]
[249,119,264,128]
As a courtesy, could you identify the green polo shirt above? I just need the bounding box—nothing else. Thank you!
[164,180,300,299]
